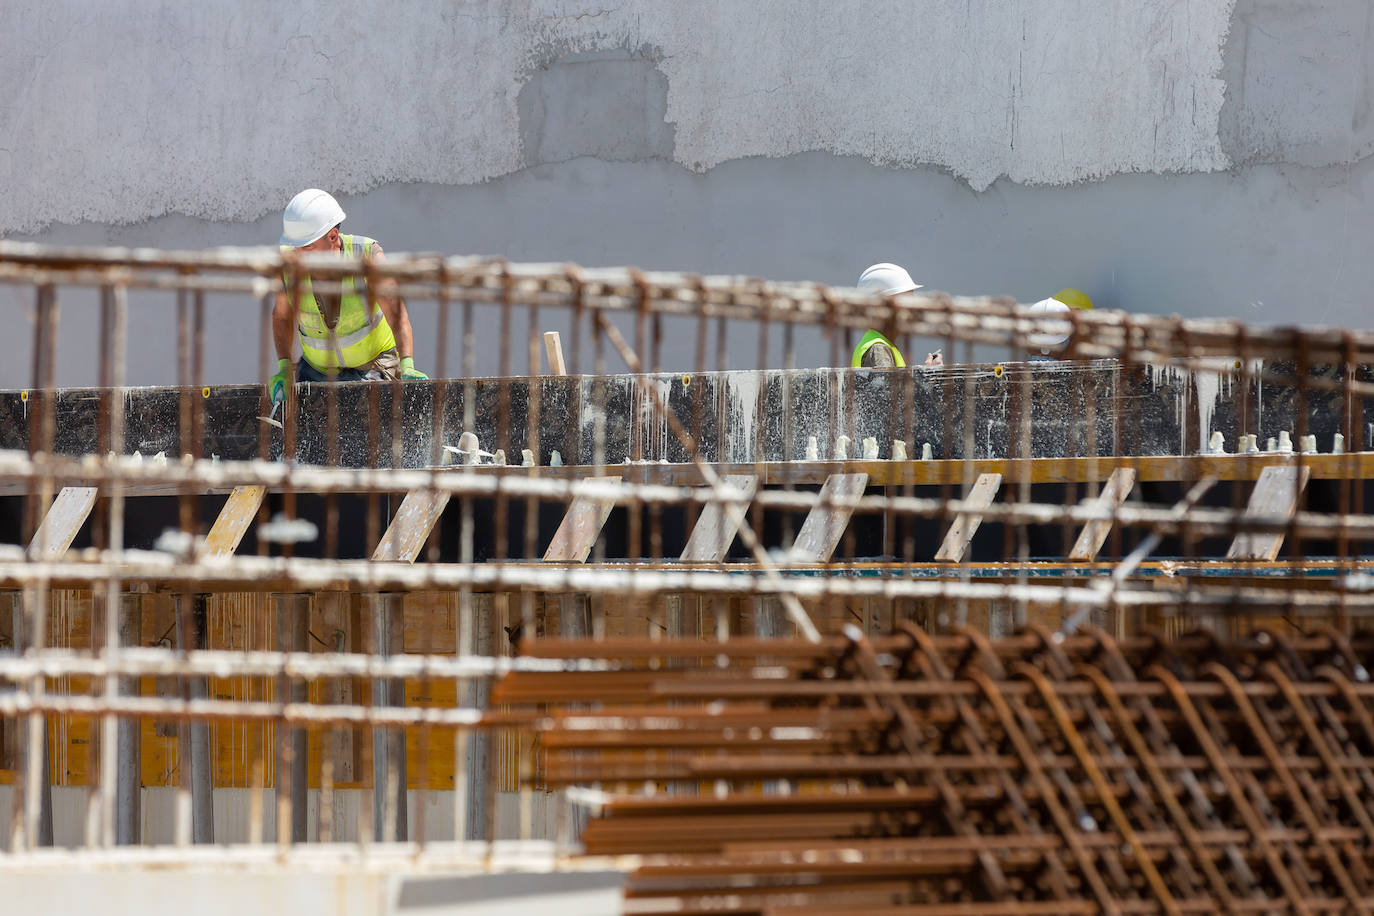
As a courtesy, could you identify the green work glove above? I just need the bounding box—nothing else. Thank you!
[400,357,428,380]
[269,358,291,404]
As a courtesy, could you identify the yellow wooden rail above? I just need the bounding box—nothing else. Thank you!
[1,452,1366,499]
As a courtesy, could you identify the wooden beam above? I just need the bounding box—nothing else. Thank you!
[174,594,213,845]
[1068,468,1138,560]
[274,593,310,845]
[544,331,567,376]
[373,489,450,563]
[557,590,590,839]
[935,473,1004,563]
[1226,465,1313,561]
[7,486,92,849]
[8,453,1371,497]
[543,476,622,563]
[197,485,266,560]
[115,594,141,846]
[789,473,869,563]
[370,592,407,842]
[680,475,758,563]
[366,484,445,841]
[27,486,97,560]
[463,593,495,841]
[7,592,53,848]
[754,474,867,644]
[315,592,358,797]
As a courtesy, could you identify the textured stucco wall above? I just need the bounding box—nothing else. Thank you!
[2,1,1372,388]
[0,0,1240,233]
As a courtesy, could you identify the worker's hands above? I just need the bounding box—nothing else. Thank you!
[400,357,428,381]
[923,350,944,367]
[269,358,292,404]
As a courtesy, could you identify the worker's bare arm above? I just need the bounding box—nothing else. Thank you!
[378,297,415,360]
[271,291,296,362]
[371,247,414,360]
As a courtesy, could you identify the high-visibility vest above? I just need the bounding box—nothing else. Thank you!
[282,234,397,371]
[850,329,906,368]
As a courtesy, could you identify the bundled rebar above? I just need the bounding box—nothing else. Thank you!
[504,625,1374,914]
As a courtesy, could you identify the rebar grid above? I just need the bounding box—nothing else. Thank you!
[501,625,1374,914]
[0,238,1371,913]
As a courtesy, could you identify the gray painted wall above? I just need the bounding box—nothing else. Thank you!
[2,1,1371,388]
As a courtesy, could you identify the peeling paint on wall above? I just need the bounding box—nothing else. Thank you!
[1,0,1239,234]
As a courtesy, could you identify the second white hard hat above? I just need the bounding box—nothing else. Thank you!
[1025,298,1073,352]
[280,189,346,247]
[857,263,922,296]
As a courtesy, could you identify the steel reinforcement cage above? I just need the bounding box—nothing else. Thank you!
[1,241,1374,913]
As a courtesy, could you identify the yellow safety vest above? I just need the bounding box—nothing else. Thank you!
[850,330,906,368]
[282,234,397,371]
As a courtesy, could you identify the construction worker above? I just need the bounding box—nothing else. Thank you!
[1024,298,1073,361]
[269,189,427,404]
[851,263,942,368]
[1021,288,1092,361]
[1051,288,1093,312]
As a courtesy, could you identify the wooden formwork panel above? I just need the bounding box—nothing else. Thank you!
[0,585,1346,791]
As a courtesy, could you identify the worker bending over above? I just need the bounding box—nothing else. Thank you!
[851,263,942,368]
[270,189,427,405]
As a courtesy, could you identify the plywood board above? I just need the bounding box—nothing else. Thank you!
[314,592,358,785]
[934,473,1004,563]
[1068,468,1137,560]
[680,475,758,562]
[198,486,266,561]
[789,473,869,563]
[542,476,622,563]
[373,489,451,563]
[1226,464,1312,561]
[27,487,97,560]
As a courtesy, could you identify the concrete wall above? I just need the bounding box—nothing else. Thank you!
[6,868,626,916]
[3,1,1373,387]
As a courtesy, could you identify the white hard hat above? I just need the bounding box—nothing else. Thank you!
[280,189,346,247]
[857,263,922,296]
[1025,298,1073,352]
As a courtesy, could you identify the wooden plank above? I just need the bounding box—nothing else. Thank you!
[370,592,407,841]
[543,476,622,563]
[1226,464,1312,561]
[373,489,450,563]
[313,592,358,785]
[463,593,495,841]
[197,485,266,560]
[174,594,213,844]
[934,473,1004,562]
[27,486,97,560]
[557,589,591,839]
[520,453,1365,488]
[544,331,567,375]
[1068,468,1138,560]
[116,594,141,846]
[7,592,53,846]
[862,597,894,637]
[680,475,759,562]
[6,453,1371,498]
[275,593,309,844]
[789,473,869,563]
